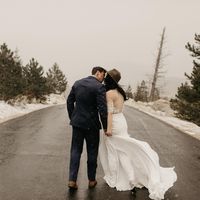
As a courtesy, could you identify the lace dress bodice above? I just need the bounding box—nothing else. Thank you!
[107,104,122,114]
[107,89,124,114]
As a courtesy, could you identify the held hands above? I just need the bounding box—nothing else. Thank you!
[105,130,112,137]
[103,129,112,137]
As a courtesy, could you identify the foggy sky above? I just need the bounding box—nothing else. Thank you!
[0,0,200,95]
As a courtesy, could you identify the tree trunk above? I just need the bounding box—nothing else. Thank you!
[149,27,166,101]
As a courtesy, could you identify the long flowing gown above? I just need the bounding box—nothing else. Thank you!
[99,110,177,200]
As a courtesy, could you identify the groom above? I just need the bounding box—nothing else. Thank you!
[67,66,107,190]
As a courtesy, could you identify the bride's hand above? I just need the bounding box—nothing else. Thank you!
[105,131,112,137]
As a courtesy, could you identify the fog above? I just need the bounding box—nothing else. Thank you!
[1,0,199,96]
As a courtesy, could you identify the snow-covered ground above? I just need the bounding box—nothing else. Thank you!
[0,94,66,124]
[0,95,199,141]
[125,99,200,140]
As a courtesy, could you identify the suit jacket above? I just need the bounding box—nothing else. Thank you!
[67,76,107,130]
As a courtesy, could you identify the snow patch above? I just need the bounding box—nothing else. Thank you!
[125,99,200,140]
[0,94,66,124]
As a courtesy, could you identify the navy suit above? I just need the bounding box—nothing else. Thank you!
[67,76,107,181]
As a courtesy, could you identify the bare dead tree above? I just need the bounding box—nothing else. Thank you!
[149,27,167,101]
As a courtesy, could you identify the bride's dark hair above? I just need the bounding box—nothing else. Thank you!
[104,74,128,101]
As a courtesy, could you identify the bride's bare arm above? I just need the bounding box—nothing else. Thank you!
[106,91,113,136]
[106,112,112,136]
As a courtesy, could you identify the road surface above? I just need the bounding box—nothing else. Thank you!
[0,105,200,200]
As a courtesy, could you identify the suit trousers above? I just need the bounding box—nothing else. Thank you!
[69,126,100,181]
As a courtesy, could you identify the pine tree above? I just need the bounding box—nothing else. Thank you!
[0,43,23,101]
[23,58,47,100]
[126,85,133,99]
[134,80,148,102]
[170,34,200,126]
[46,63,67,94]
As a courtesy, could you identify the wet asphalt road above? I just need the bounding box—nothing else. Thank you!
[0,104,200,200]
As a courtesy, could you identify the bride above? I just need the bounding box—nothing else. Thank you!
[99,69,177,200]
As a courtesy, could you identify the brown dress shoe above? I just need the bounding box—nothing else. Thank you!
[68,181,78,190]
[88,180,97,188]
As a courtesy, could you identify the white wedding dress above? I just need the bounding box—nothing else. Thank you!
[99,93,177,200]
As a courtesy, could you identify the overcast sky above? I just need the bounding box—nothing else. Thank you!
[0,0,199,94]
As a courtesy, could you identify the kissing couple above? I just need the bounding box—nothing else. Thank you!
[66,66,177,200]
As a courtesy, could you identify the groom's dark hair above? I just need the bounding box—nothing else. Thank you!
[91,66,106,75]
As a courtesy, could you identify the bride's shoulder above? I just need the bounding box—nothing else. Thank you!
[106,89,117,96]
